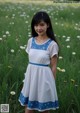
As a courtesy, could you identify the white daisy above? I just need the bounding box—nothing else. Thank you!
[10,91,16,95]
[11,49,14,53]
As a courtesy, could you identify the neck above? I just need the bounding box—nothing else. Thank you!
[37,35,48,40]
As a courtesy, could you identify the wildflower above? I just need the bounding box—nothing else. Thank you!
[28,32,31,35]
[57,67,65,72]
[65,38,70,42]
[55,22,58,25]
[6,31,9,35]
[57,67,62,71]
[12,14,15,17]
[28,28,30,31]
[67,36,71,39]
[8,66,12,68]
[72,52,76,55]
[27,15,29,18]
[71,79,75,83]
[77,36,80,39]
[28,34,31,37]
[3,35,6,38]
[64,80,67,83]
[0,38,2,41]
[60,0,64,2]
[62,35,66,38]
[74,27,78,30]
[78,28,80,31]
[61,24,64,26]
[24,45,26,47]
[75,23,78,26]
[11,22,14,25]
[16,38,19,41]
[71,13,74,15]
[10,91,16,95]
[5,15,8,18]
[59,56,63,59]
[67,45,70,48]
[57,67,60,70]
[25,21,28,24]
[23,79,25,82]
[20,46,25,50]
[54,34,56,37]
[61,69,66,72]
[11,49,14,53]
[75,84,78,87]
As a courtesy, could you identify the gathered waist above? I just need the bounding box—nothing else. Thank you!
[29,62,49,67]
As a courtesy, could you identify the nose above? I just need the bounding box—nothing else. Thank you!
[37,25,42,30]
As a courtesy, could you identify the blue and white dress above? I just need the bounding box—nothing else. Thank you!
[19,37,59,112]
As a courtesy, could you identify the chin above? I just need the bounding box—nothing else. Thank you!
[37,33,45,36]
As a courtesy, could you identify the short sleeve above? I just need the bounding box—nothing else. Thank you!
[25,38,32,53]
[48,41,59,58]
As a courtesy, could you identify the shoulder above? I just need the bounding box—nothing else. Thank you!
[51,40,58,46]
[48,40,59,57]
[48,40,59,49]
[27,37,33,45]
[28,37,33,42]
[48,40,59,53]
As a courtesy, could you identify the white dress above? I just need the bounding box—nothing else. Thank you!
[19,37,59,112]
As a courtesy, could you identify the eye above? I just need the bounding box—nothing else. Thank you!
[40,23,45,26]
[34,24,38,27]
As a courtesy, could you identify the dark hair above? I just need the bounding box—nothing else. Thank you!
[31,11,57,43]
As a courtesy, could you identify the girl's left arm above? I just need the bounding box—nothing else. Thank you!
[50,55,58,79]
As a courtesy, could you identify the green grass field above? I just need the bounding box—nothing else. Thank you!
[0,1,80,113]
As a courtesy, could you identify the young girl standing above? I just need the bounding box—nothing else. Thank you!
[19,11,59,113]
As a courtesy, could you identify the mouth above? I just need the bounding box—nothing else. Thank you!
[37,30,43,33]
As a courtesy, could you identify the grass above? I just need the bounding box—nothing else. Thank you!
[0,1,80,113]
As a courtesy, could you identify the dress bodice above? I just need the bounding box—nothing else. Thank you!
[26,38,59,65]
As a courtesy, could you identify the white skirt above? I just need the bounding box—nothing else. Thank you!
[19,64,59,112]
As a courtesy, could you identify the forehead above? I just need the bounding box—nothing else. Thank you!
[35,20,47,25]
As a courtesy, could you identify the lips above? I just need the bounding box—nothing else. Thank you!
[37,30,43,33]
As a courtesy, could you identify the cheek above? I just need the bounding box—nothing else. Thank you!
[34,27,37,32]
[44,26,48,31]
[34,26,36,30]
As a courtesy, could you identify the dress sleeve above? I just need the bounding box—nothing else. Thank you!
[25,38,32,53]
[49,41,59,58]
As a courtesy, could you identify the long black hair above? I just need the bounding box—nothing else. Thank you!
[31,11,57,43]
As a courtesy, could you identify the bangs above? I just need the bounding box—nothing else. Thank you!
[33,19,43,26]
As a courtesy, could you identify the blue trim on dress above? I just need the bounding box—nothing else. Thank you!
[29,62,49,67]
[31,38,52,50]
[19,92,28,105]
[19,92,59,110]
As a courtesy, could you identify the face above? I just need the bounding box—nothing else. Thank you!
[34,21,49,36]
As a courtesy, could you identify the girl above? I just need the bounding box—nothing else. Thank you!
[19,11,59,113]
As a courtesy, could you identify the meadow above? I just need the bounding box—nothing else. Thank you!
[0,1,80,113]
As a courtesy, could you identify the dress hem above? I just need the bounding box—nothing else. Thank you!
[18,99,27,106]
[19,99,59,112]
[27,107,59,112]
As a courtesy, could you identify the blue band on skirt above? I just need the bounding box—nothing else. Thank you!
[29,62,49,67]
[19,92,59,110]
